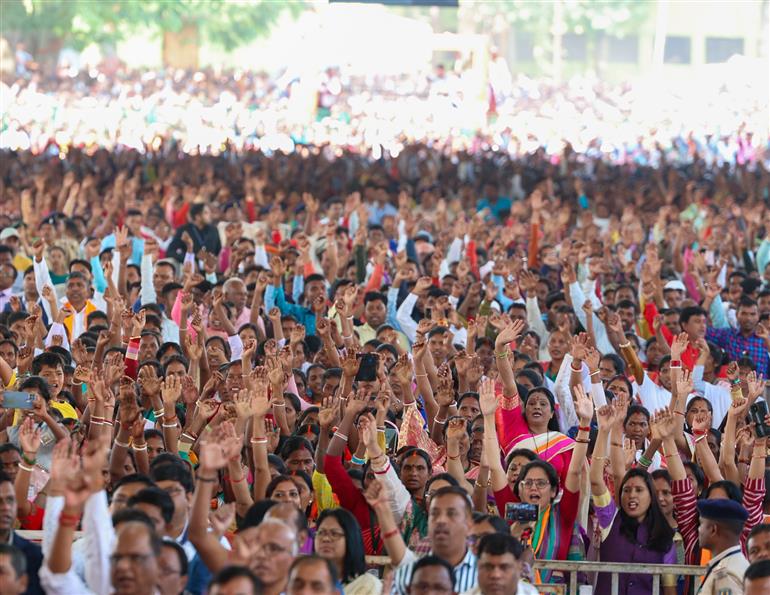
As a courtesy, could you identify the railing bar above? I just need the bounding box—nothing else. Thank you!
[569,569,578,594]
[653,573,661,595]
[611,571,619,595]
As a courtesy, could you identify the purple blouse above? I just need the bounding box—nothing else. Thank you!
[594,493,677,595]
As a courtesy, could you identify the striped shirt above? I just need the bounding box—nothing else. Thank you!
[391,548,478,595]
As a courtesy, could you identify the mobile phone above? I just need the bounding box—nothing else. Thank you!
[705,250,715,267]
[355,353,379,382]
[505,502,538,524]
[749,401,770,438]
[2,391,35,410]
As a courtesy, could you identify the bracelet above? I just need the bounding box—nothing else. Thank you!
[577,426,591,433]
[132,443,147,451]
[197,475,218,483]
[114,439,130,448]
[692,429,707,436]
[474,479,491,489]
[670,365,682,370]
[674,410,685,416]
[251,437,268,445]
[669,360,681,367]
[664,452,680,458]
[59,512,81,527]
[591,456,608,461]
[753,454,767,459]
[570,363,583,372]
[164,416,178,424]
[102,419,114,427]
[434,418,447,425]
[611,442,623,448]
[341,334,353,340]
[373,462,392,475]
[415,373,428,378]
[21,453,36,466]
[447,453,460,460]
[18,462,34,472]
[229,476,246,483]
[618,342,631,349]
[153,409,164,419]
[739,457,751,464]
[589,370,600,377]
[731,378,741,385]
[382,527,400,540]
[495,350,509,359]
[638,454,653,467]
[370,454,388,464]
[272,402,286,408]
[574,438,590,444]
[339,397,348,402]
[91,416,104,423]
[350,455,366,465]
[162,422,178,429]
[333,431,348,442]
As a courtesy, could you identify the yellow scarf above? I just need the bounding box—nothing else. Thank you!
[63,300,97,340]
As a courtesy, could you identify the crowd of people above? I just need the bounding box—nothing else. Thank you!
[2,47,770,595]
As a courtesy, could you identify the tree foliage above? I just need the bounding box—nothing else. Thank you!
[2,0,303,52]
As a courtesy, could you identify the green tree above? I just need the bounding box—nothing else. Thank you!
[2,0,302,55]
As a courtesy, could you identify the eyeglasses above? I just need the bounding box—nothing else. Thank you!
[521,479,550,489]
[110,553,154,566]
[316,529,346,541]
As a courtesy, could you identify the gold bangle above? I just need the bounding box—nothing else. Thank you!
[618,342,631,349]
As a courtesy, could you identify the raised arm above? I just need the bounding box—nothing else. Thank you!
[565,385,593,493]
[495,319,525,398]
[479,378,507,492]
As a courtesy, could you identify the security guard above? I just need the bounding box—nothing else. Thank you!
[697,499,750,595]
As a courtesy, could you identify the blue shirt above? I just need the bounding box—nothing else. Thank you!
[477,195,512,222]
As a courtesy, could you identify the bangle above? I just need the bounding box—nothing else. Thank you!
[592,456,608,461]
[692,429,706,436]
[574,438,590,444]
[272,402,286,408]
[114,439,130,448]
[618,342,631,349]
[447,453,460,460]
[251,437,268,445]
[382,527,400,540]
[132,443,147,451]
[153,409,164,419]
[229,475,246,483]
[21,453,36,466]
[18,462,34,472]
[373,462,391,475]
[91,416,104,423]
[589,370,600,377]
[197,475,218,483]
[664,452,680,458]
[578,426,591,433]
[474,479,491,489]
[753,455,766,459]
[434,418,447,425]
[731,378,741,385]
[341,334,353,340]
[59,512,81,527]
[162,422,178,429]
[570,363,582,372]
[164,415,178,424]
[339,397,348,402]
[669,360,681,368]
[674,410,685,416]
[351,455,366,465]
[102,419,114,427]
[739,457,751,464]
[334,431,348,442]
[495,350,509,359]
[611,442,623,448]
[415,373,428,378]
[638,454,653,467]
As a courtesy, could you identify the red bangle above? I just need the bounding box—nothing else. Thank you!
[382,528,400,540]
[670,360,681,368]
[578,426,591,433]
[59,512,81,527]
[692,429,707,436]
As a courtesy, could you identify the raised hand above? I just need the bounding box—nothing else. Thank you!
[341,351,360,379]
[726,361,739,382]
[392,353,413,388]
[728,396,750,420]
[161,375,181,408]
[670,332,689,360]
[650,407,676,441]
[691,412,712,434]
[362,479,389,511]
[479,377,497,417]
[138,365,161,397]
[199,421,242,474]
[746,371,765,401]
[676,368,693,397]
[358,412,380,454]
[495,319,526,349]
[19,417,41,458]
[233,389,254,419]
[573,384,594,424]
[318,396,339,430]
[345,386,370,417]
[569,333,589,362]
[595,404,616,432]
[584,347,600,372]
[208,502,236,539]
[446,417,467,443]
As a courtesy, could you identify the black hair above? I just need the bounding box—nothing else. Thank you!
[241,500,277,530]
[208,566,263,594]
[410,555,454,586]
[0,543,26,578]
[607,374,633,399]
[522,386,560,432]
[31,351,64,375]
[111,473,155,494]
[161,542,188,578]
[111,508,156,531]
[624,404,651,427]
[651,468,672,484]
[162,354,189,375]
[265,474,300,499]
[457,392,480,409]
[515,368,542,389]
[506,447,538,468]
[150,463,194,494]
[399,447,432,471]
[748,523,770,545]
[516,460,560,498]
[19,376,51,401]
[158,341,184,360]
[69,258,92,273]
[619,470,675,555]
[127,486,175,524]
[477,532,525,559]
[425,473,459,495]
[364,291,387,306]
[545,291,565,310]
[279,436,314,461]
[267,454,287,475]
[601,353,626,376]
[705,479,743,503]
[189,203,206,220]
[288,555,338,589]
[472,513,510,536]
[0,443,21,457]
[745,559,770,581]
[316,508,367,583]
[680,306,707,326]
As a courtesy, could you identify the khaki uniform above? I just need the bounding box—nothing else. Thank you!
[697,545,749,595]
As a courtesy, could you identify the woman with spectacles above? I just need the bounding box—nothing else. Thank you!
[480,379,592,584]
[313,508,381,594]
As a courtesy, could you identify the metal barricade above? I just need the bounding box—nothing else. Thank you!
[531,560,707,595]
